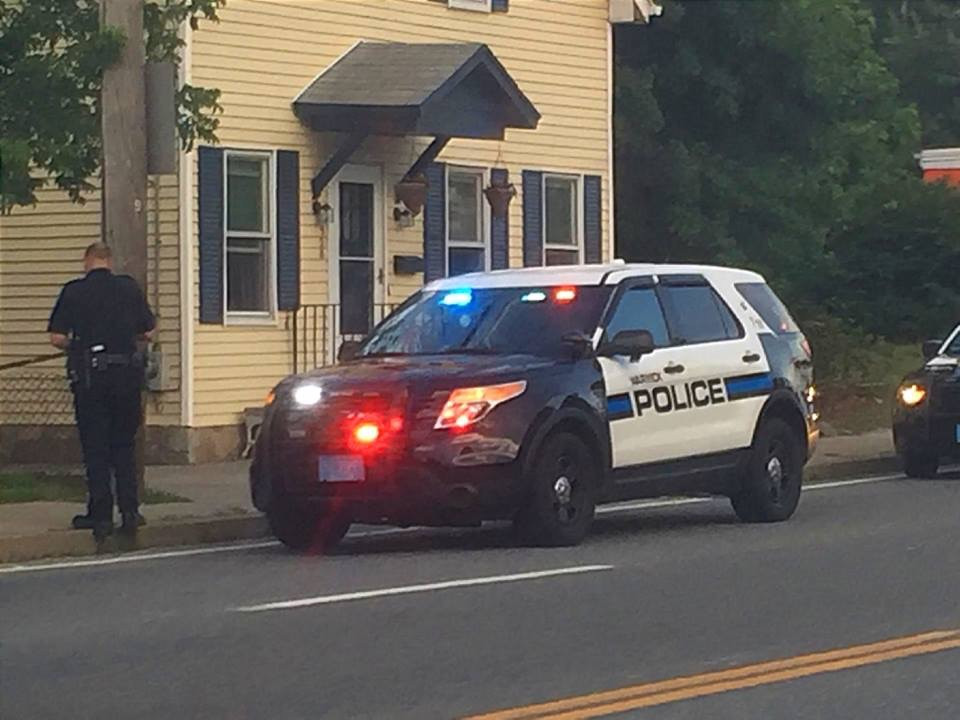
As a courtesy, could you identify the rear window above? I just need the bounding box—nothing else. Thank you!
[736,282,800,335]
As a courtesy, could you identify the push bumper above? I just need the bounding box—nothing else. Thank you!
[893,410,960,459]
[250,434,525,527]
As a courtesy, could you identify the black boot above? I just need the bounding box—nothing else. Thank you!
[120,511,145,535]
[92,520,114,541]
[72,514,97,530]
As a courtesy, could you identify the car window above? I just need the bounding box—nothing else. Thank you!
[736,282,800,335]
[659,283,742,344]
[604,286,670,347]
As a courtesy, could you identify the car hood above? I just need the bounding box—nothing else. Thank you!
[285,353,555,393]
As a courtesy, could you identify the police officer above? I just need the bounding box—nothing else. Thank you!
[48,243,156,539]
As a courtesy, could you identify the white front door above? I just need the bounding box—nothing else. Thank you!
[329,165,385,355]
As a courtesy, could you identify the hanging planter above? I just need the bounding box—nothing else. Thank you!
[484,176,517,219]
[395,173,428,216]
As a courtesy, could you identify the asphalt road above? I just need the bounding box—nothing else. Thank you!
[2,468,960,719]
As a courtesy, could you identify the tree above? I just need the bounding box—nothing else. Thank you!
[0,0,224,213]
[866,0,960,148]
[614,0,960,340]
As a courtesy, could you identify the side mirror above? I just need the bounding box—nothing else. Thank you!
[922,339,943,360]
[599,330,656,361]
[561,331,594,359]
[337,340,362,363]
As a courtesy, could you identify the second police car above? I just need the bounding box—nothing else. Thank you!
[250,263,819,550]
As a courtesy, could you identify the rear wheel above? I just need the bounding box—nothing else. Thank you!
[731,418,803,523]
[268,501,351,552]
[515,432,598,547]
[902,452,939,479]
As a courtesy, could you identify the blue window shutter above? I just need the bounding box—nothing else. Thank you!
[276,150,301,311]
[492,0,509,11]
[198,146,224,324]
[423,162,447,282]
[584,175,602,264]
[490,168,510,270]
[522,170,543,267]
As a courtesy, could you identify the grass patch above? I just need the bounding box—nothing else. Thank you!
[0,473,191,505]
[814,341,923,435]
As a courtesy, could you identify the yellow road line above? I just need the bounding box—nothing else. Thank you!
[464,629,960,720]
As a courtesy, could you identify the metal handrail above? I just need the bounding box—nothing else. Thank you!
[0,353,65,372]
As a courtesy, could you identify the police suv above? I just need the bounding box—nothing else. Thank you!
[250,263,818,550]
[892,324,960,477]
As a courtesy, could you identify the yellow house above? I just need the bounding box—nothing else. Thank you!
[0,0,659,464]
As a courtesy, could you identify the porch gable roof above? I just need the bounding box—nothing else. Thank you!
[292,41,540,140]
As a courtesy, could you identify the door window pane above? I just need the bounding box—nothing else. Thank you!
[227,157,267,232]
[448,247,485,277]
[448,172,481,245]
[545,176,577,247]
[340,183,374,258]
[340,260,374,336]
[605,287,670,346]
[661,284,741,344]
[226,238,270,312]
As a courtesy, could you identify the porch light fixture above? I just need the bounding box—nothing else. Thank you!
[393,202,416,228]
[312,199,333,226]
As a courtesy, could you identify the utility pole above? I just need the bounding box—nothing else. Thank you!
[101,0,148,495]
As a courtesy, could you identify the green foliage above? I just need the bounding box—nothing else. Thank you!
[615,0,960,348]
[0,0,224,212]
[866,0,960,147]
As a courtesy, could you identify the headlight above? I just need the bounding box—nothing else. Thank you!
[898,383,927,407]
[435,381,527,430]
[292,383,323,407]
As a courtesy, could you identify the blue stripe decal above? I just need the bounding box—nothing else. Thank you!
[725,373,774,397]
[607,394,632,415]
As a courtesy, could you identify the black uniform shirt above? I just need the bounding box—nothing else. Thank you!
[48,269,156,354]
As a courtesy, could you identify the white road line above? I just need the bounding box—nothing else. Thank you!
[805,473,904,490]
[0,540,281,575]
[231,565,615,613]
[0,471,910,576]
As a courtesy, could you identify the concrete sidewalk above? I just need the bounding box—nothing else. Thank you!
[0,429,899,564]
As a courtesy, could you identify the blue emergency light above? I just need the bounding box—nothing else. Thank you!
[440,290,473,307]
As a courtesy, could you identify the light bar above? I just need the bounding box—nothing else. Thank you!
[440,290,473,306]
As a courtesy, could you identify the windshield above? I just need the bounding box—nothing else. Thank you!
[359,286,612,358]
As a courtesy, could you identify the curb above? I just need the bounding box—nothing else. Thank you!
[806,455,901,483]
[0,515,270,565]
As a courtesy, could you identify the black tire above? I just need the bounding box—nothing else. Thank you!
[268,501,351,552]
[514,432,598,547]
[731,418,804,523]
[902,452,939,479]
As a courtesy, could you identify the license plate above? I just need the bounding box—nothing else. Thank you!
[317,455,365,483]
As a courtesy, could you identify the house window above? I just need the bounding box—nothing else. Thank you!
[446,168,488,276]
[543,174,581,265]
[448,0,492,11]
[225,152,274,316]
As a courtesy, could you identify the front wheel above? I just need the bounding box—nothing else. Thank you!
[902,452,939,479]
[268,501,351,552]
[514,432,598,547]
[731,418,804,523]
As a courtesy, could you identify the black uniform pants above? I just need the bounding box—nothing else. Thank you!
[71,367,142,521]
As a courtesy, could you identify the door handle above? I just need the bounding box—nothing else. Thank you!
[794,358,812,369]
[663,363,685,375]
[377,268,385,285]
[742,352,762,364]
